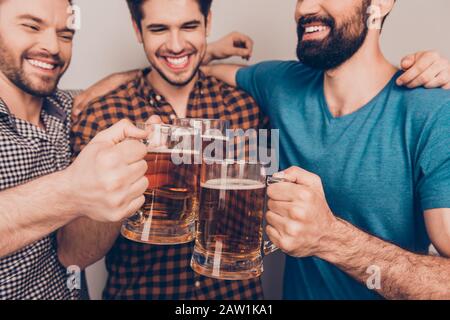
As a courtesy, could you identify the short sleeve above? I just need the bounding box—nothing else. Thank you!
[416,102,450,210]
[236,61,287,115]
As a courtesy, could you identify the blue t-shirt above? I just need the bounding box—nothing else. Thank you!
[237,61,450,300]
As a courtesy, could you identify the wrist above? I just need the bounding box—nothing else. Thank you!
[316,217,352,262]
[203,43,217,65]
[56,168,83,220]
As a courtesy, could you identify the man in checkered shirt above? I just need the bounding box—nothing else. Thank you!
[65,0,269,300]
[0,0,151,300]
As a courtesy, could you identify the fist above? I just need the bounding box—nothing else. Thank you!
[67,119,149,222]
[265,166,337,258]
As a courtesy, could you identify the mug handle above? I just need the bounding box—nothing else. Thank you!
[261,176,290,256]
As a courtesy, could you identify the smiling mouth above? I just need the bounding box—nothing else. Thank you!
[26,58,59,72]
[160,54,192,70]
[302,24,331,40]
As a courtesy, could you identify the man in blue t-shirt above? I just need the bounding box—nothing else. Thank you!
[207,0,450,299]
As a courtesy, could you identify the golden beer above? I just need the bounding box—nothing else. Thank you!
[121,125,200,245]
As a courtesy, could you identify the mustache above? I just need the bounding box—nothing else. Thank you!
[156,47,198,57]
[23,51,65,67]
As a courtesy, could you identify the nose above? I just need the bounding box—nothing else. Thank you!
[167,30,186,54]
[39,29,60,56]
[295,0,322,21]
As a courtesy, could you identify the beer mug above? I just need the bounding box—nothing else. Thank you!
[121,123,200,245]
[191,159,279,280]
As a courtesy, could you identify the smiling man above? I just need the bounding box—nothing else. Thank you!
[207,0,450,300]
[62,0,268,300]
[0,0,151,300]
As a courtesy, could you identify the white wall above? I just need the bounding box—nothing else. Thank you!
[60,0,450,300]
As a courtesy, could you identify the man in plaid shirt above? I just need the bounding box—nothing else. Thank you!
[0,0,151,299]
[66,0,268,300]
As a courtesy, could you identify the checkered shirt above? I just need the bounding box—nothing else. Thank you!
[71,68,269,300]
[0,90,79,300]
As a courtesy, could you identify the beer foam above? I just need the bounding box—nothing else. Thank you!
[149,147,200,155]
[201,178,265,190]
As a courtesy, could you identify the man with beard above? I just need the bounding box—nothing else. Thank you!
[204,0,450,299]
[0,0,152,299]
[61,0,268,300]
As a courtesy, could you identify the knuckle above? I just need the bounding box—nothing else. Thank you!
[285,223,301,236]
[417,74,429,84]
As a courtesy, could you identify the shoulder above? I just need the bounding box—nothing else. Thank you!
[75,78,141,131]
[50,90,74,118]
[238,60,316,81]
[394,86,450,122]
[206,75,260,113]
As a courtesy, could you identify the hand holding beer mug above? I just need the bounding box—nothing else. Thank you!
[121,123,200,244]
[191,159,279,280]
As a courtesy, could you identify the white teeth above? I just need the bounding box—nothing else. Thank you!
[166,56,189,66]
[305,25,328,34]
[27,59,56,70]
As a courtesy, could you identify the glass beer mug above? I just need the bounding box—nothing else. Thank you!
[121,123,200,245]
[191,159,279,280]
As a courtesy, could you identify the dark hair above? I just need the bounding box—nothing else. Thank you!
[126,0,213,31]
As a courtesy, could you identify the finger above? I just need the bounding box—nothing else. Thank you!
[145,115,163,125]
[267,181,303,202]
[113,139,147,164]
[423,69,450,89]
[122,195,146,220]
[397,53,436,86]
[400,53,416,71]
[125,176,149,203]
[266,210,289,233]
[93,119,149,145]
[124,159,148,184]
[407,61,446,89]
[267,199,294,218]
[274,166,320,187]
[265,225,282,247]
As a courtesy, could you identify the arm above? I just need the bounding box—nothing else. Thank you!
[321,209,450,300]
[266,167,450,300]
[201,64,244,87]
[0,120,148,259]
[203,32,254,65]
[0,171,77,258]
[57,116,163,269]
[57,218,121,269]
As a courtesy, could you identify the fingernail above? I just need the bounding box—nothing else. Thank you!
[273,172,286,179]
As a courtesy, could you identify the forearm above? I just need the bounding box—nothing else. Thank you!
[204,64,244,87]
[0,170,78,258]
[57,218,121,270]
[318,218,450,299]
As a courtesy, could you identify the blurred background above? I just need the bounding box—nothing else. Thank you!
[60,0,450,300]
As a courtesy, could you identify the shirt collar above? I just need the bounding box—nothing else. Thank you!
[0,93,67,124]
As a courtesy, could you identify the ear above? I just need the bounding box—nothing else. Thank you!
[371,0,395,19]
[206,11,212,37]
[131,18,144,44]
[367,0,395,31]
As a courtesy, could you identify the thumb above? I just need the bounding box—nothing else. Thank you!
[93,119,148,145]
[145,115,163,125]
[401,53,416,70]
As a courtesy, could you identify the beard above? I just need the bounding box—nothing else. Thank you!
[0,35,64,97]
[296,1,370,70]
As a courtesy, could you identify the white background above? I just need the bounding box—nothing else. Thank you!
[60,0,450,300]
